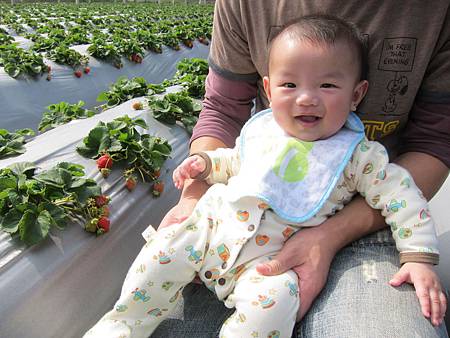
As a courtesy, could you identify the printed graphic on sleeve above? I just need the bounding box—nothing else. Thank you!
[378,37,416,115]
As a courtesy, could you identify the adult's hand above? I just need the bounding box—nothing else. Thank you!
[256,225,337,321]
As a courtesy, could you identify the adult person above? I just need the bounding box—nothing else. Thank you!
[154,1,450,337]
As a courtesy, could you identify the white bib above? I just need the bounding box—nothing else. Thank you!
[226,109,365,222]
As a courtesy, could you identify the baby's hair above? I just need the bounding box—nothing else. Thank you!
[269,14,368,81]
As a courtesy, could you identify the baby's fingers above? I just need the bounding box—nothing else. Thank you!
[430,289,447,326]
[415,285,431,318]
[429,289,443,326]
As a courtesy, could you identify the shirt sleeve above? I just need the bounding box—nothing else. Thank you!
[203,141,241,185]
[398,100,450,168]
[345,139,440,264]
[399,8,450,167]
[190,68,257,148]
[208,0,259,77]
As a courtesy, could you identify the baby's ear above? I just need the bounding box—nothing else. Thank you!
[263,76,272,103]
[352,80,369,108]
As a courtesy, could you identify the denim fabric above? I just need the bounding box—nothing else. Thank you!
[152,229,449,338]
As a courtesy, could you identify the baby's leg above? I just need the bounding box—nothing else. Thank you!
[220,264,299,338]
[84,214,211,337]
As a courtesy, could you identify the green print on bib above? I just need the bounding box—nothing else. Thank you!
[272,139,313,183]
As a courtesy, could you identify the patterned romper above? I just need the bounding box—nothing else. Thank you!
[85,111,439,338]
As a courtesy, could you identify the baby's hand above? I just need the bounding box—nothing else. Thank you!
[389,262,447,326]
[172,155,206,190]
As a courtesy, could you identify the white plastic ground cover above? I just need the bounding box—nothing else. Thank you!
[0,42,209,132]
[0,96,191,338]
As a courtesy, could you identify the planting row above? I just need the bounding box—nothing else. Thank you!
[0,57,207,160]
[0,3,212,77]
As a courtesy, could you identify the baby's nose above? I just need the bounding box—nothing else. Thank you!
[296,91,318,106]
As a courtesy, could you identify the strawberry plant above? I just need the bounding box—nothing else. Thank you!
[0,44,49,78]
[46,46,89,69]
[31,36,61,53]
[38,101,96,132]
[171,58,208,97]
[87,39,122,68]
[147,91,202,134]
[96,76,150,109]
[76,115,171,192]
[0,128,35,159]
[0,162,111,246]
[133,30,162,54]
[0,32,14,45]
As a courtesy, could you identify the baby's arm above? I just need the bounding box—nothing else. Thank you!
[345,139,446,325]
[173,141,241,189]
[173,154,208,189]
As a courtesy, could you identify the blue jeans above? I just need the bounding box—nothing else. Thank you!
[152,229,449,338]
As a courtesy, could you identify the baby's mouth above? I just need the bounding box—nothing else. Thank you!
[295,115,321,123]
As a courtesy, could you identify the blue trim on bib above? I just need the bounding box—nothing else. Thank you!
[237,109,365,223]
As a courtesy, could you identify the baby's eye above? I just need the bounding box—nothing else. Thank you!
[321,83,338,88]
[282,82,296,88]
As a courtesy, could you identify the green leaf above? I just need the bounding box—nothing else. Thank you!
[76,124,110,158]
[0,177,17,191]
[34,167,66,188]
[0,208,22,233]
[96,91,109,102]
[19,210,48,246]
[39,202,67,229]
[16,128,35,137]
[8,162,37,177]
[70,182,101,205]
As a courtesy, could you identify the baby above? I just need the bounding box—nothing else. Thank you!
[85,14,445,338]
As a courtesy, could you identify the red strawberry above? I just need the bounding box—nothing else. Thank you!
[47,65,52,72]
[95,195,109,207]
[132,101,143,110]
[74,70,82,78]
[97,216,110,232]
[125,176,137,191]
[46,74,51,81]
[84,66,91,74]
[152,181,164,197]
[96,154,113,169]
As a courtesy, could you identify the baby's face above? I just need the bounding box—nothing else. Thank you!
[264,38,367,141]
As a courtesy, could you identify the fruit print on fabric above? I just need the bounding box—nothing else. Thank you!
[236,210,250,222]
[255,234,270,246]
[272,138,313,183]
